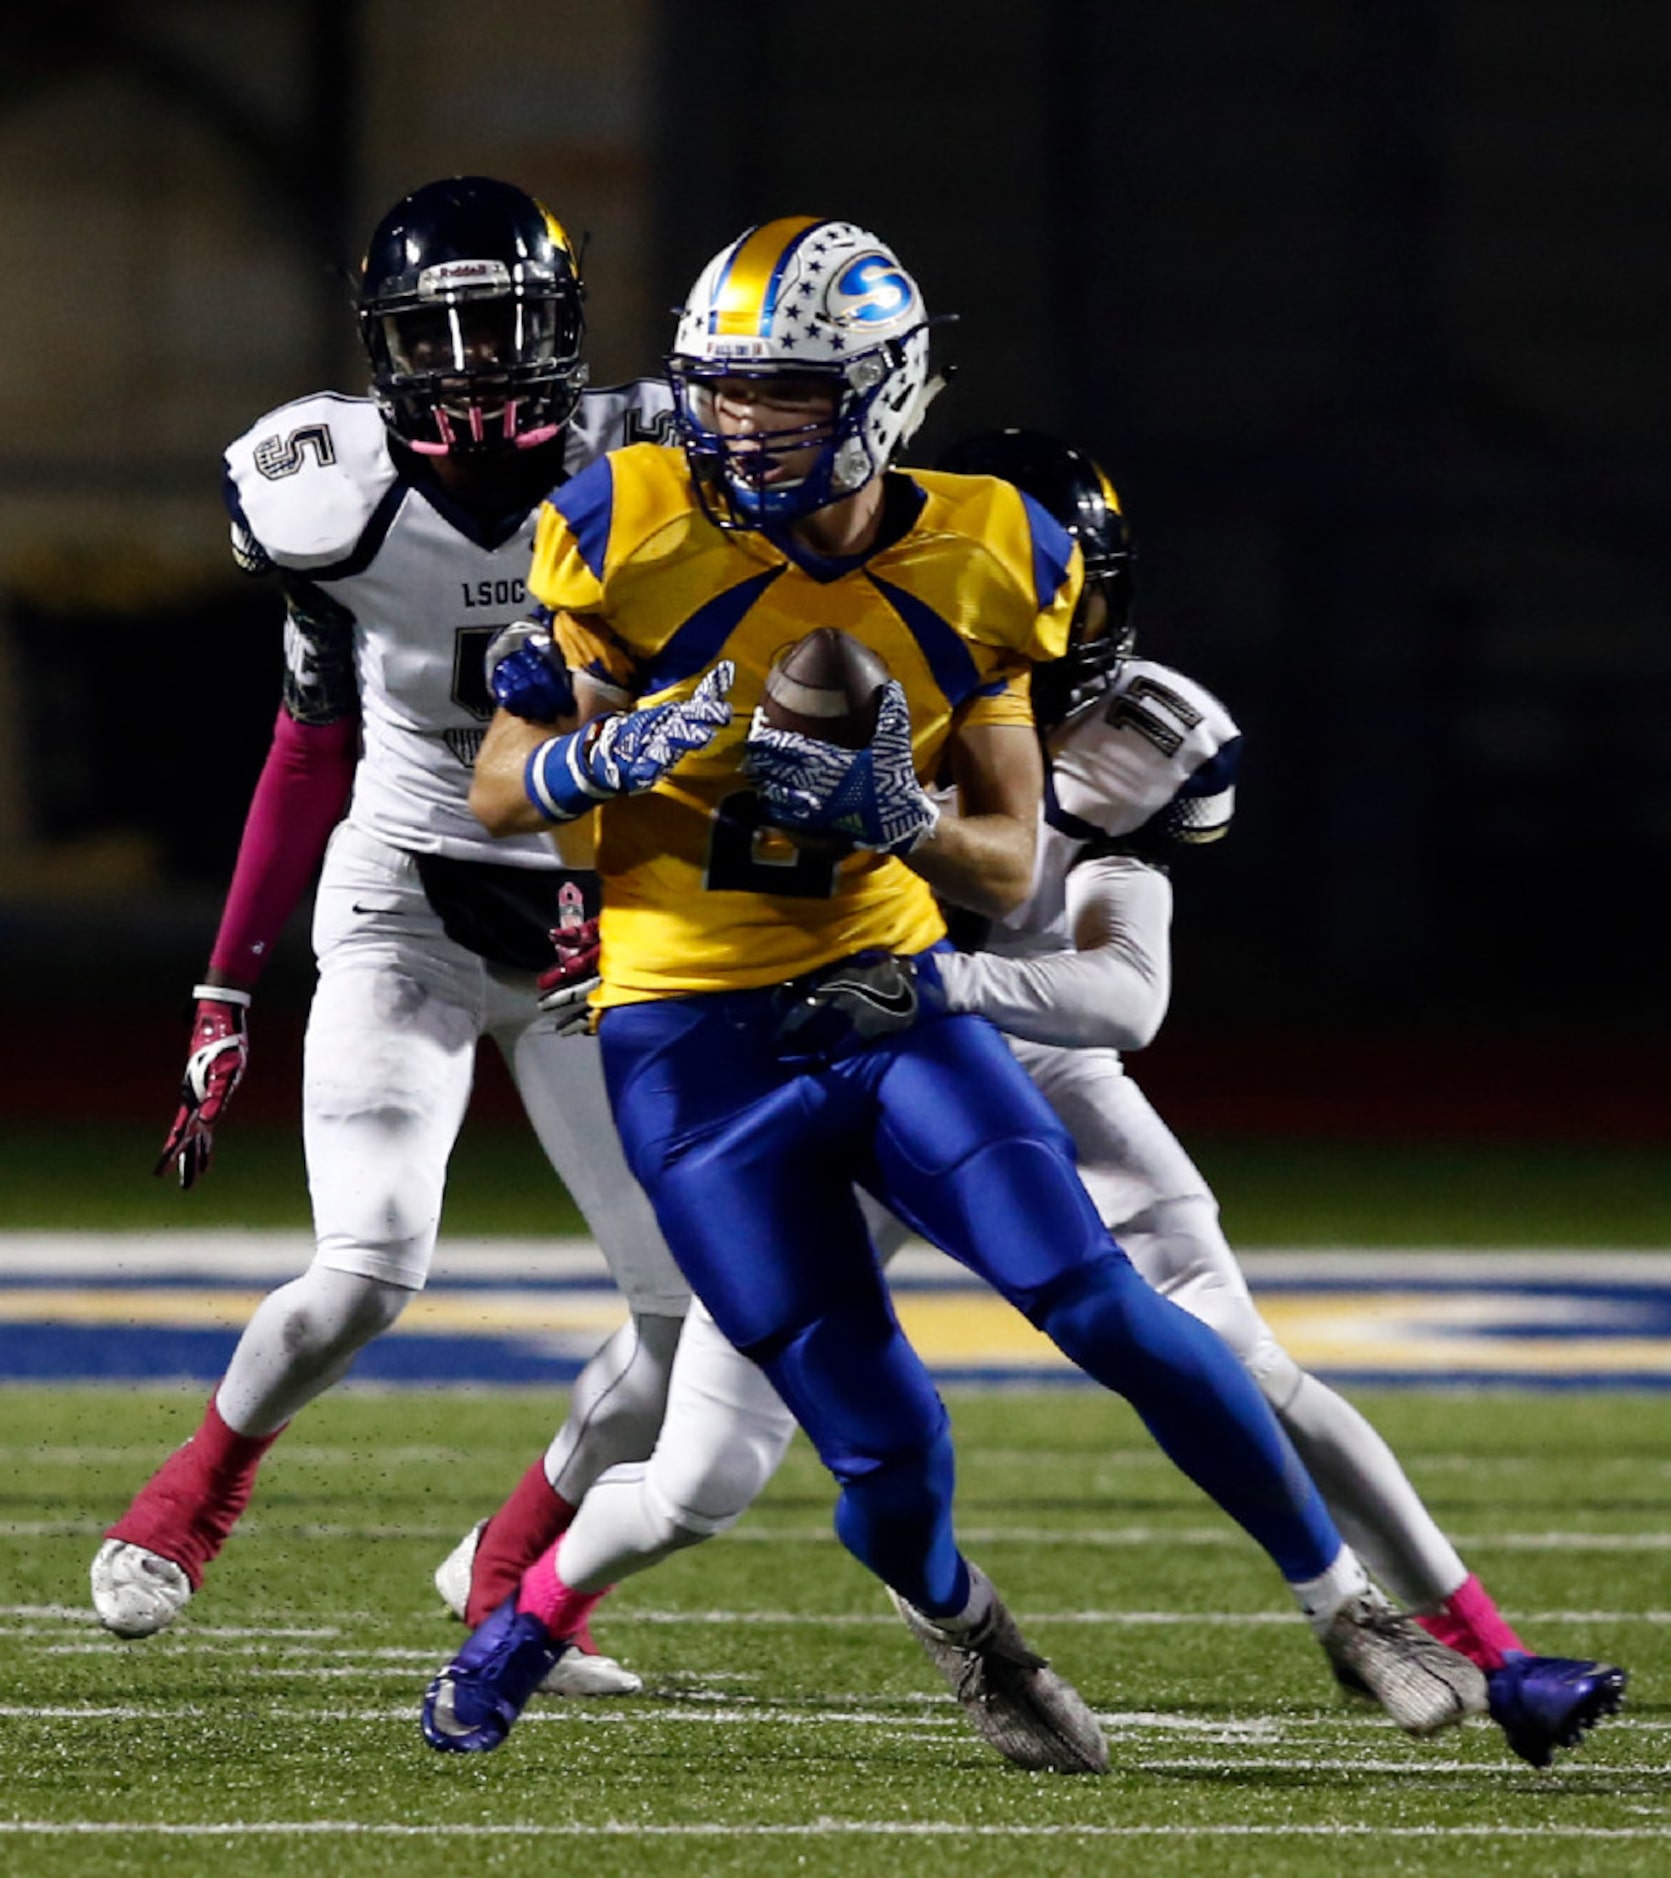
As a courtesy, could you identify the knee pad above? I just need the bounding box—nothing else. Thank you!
[1249,1330,1305,1415]
[888,1131,1111,1306]
[645,1404,795,1539]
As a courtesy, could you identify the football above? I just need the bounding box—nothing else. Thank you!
[759,627,891,748]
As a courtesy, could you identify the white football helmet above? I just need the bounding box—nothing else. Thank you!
[666,216,938,527]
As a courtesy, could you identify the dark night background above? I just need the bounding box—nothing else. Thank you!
[2,1,1665,1147]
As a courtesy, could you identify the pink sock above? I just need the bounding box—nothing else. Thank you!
[1413,1573,1528,1671]
[514,1538,613,1643]
[464,1458,578,1626]
[105,1394,286,1590]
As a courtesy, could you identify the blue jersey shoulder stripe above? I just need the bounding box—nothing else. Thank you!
[1182,735,1243,795]
[865,573,982,708]
[548,456,616,581]
[1018,490,1076,613]
[642,566,787,694]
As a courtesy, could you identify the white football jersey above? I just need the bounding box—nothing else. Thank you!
[223,381,674,867]
[991,657,1241,960]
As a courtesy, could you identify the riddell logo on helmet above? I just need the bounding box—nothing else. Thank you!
[419,260,512,295]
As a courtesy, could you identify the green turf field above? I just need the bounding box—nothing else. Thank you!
[4,1386,1666,1877]
[7,1119,1671,1243]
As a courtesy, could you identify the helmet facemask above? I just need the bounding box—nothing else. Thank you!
[364,274,586,456]
[668,338,926,529]
[667,218,936,531]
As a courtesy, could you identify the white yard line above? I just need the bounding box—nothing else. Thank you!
[2,1820,1668,1839]
[14,1517,1671,1549]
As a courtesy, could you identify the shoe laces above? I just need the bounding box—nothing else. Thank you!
[947,1611,1047,1705]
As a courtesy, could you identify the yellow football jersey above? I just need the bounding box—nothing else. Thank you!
[528,444,1080,1001]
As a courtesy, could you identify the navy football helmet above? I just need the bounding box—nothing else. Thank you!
[936,429,1135,729]
[358,177,587,456]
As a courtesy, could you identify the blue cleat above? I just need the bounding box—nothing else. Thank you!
[1486,1651,1628,1768]
[421,1596,566,1753]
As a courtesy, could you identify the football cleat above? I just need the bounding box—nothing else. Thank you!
[433,1522,642,1696]
[540,1645,644,1698]
[1320,1589,1490,1737]
[90,1539,193,1639]
[432,1521,484,1622]
[890,1564,1109,1774]
[421,1596,566,1753]
[1487,1651,1628,1768]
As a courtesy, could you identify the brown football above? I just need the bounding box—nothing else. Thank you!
[759,627,891,748]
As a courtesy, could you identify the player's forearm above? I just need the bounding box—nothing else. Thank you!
[469,707,577,836]
[937,944,1166,1050]
[905,810,1036,918]
[936,857,1173,1050]
[204,706,357,989]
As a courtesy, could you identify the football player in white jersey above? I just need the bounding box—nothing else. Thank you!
[91,178,690,1691]
[435,428,1625,1768]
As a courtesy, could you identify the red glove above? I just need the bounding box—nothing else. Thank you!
[536,919,602,1035]
[154,987,253,1189]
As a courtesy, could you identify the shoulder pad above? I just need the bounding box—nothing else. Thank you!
[1049,657,1242,843]
[564,379,677,471]
[541,443,693,594]
[222,394,397,571]
[909,469,1077,655]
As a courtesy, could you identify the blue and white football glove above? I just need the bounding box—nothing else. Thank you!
[743,679,940,856]
[524,662,735,823]
[484,619,576,722]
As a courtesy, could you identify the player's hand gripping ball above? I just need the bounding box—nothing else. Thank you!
[757,627,891,747]
[746,629,938,855]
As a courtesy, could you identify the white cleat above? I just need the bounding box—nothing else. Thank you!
[1321,1589,1490,1736]
[434,1519,642,1697]
[891,1563,1109,1774]
[91,1539,192,1639]
[539,1647,643,1697]
[433,1521,483,1623]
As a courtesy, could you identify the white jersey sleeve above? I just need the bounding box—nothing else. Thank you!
[938,856,1173,1049]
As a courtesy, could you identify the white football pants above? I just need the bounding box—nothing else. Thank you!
[216,825,688,1450]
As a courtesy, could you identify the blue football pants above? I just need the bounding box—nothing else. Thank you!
[600,985,1339,1615]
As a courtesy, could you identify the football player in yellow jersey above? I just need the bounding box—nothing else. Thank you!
[422,218,1486,1769]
